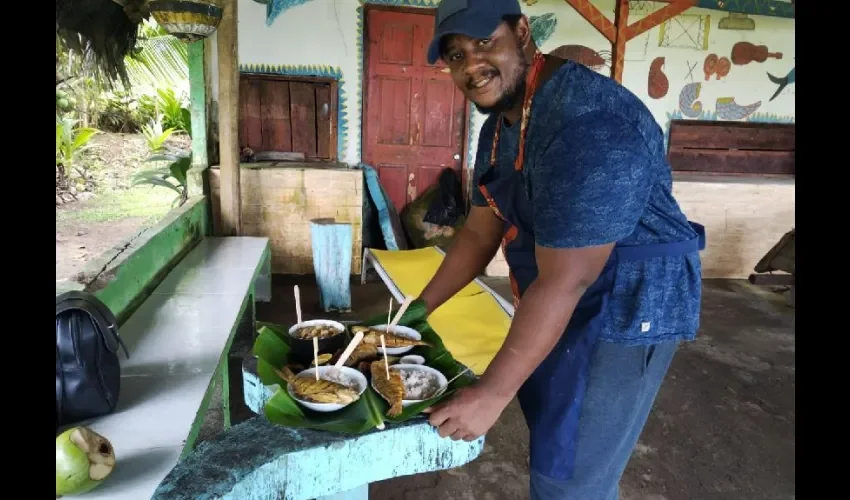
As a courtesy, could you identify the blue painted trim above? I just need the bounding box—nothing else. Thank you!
[239,64,350,161]
[693,0,794,19]
[311,220,354,312]
[361,164,402,251]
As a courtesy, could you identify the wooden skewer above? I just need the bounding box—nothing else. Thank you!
[386,298,392,333]
[380,334,389,379]
[433,365,475,399]
[388,295,413,333]
[445,366,473,386]
[313,337,319,381]
[294,285,302,325]
[333,331,365,369]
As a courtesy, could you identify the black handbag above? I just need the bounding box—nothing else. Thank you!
[56,290,130,429]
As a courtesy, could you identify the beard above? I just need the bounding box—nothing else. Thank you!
[473,45,530,116]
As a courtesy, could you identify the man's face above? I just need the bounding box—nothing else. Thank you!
[441,20,529,115]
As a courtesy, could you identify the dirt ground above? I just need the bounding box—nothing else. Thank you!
[193,275,795,500]
[56,132,189,282]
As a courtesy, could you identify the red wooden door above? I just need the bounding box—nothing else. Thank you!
[363,8,468,214]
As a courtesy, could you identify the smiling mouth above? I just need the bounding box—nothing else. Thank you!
[469,75,497,93]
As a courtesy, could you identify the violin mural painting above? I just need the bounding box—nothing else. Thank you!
[731,41,783,66]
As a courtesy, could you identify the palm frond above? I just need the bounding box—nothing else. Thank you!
[126,35,189,90]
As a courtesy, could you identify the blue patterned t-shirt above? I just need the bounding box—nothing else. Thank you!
[471,60,702,345]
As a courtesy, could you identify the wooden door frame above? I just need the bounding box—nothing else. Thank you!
[360,3,472,205]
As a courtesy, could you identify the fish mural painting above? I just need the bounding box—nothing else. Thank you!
[549,45,611,72]
[767,67,795,101]
[648,57,669,99]
[715,97,761,120]
[678,82,704,118]
[529,13,557,47]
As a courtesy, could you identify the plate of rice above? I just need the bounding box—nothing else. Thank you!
[388,364,448,407]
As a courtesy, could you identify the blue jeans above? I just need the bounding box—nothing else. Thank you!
[529,340,679,500]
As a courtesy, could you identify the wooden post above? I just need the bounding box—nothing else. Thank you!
[187,40,207,198]
[310,218,353,313]
[563,0,696,83]
[611,0,629,84]
[216,0,241,236]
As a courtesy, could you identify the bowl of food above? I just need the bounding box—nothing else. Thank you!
[287,319,348,362]
[282,365,368,413]
[371,363,448,415]
[399,354,425,365]
[351,324,430,356]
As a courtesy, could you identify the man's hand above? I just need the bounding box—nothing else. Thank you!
[426,383,511,441]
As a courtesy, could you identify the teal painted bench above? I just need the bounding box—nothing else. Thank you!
[150,356,485,499]
[67,236,272,500]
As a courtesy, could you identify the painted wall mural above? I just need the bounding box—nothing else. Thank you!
[767,67,794,101]
[731,41,783,65]
[529,13,557,46]
[234,0,794,168]
[703,53,731,80]
[647,57,669,99]
[549,45,611,72]
[264,0,313,26]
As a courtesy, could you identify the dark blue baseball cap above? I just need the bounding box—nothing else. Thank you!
[426,0,523,65]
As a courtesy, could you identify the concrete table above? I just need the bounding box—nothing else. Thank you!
[151,357,485,500]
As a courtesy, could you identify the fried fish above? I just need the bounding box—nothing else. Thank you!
[371,359,405,417]
[275,366,360,405]
[351,325,432,349]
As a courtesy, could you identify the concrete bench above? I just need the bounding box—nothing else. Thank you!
[149,356,485,500]
[69,236,271,500]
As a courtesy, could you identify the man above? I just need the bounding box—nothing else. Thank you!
[416,0,705,498]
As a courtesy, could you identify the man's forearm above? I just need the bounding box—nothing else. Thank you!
[419,225,501,314]
[478,277,585,399]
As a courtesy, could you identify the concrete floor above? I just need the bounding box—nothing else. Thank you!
[199,275,795,500]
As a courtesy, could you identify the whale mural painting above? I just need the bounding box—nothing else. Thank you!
[767,67,795,101]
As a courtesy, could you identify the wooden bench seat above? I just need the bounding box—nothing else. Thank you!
[71,236,271,500]
[667,120,795,176]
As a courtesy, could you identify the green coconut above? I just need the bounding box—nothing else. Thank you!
[56,426,116,497]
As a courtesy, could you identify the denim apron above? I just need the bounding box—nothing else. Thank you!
[477,51,706,481]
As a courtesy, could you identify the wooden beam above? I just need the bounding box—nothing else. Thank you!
[611,0,629,84]
[626,0,696,40]
[217,0,242,236]
[563,0,616,43]
[563,0,698,83]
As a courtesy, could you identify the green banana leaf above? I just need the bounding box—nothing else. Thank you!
[251,299,477,434]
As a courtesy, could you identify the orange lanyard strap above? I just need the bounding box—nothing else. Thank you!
[489,50,546,171]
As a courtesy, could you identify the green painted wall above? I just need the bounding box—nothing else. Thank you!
[57,196,210,325]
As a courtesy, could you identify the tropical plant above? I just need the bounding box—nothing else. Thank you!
[125,19,190,90]
[155,87,192,135]
[132,148,192,207]
[141,115,177,153]
[56,115,100,197]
